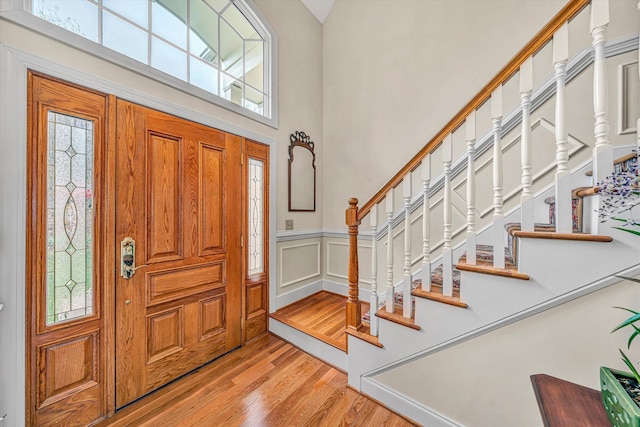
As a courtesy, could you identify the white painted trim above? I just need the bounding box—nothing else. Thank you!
[269,318,348,371]
[279,242,321,288]
[0,42,28,426]
[274,279,374,311]
[361,378,461,427]
[617,61,639,135]
[276,228,325,241]
[326,241,372,285]
[0,2,279,128]
[323,279,373,301]
[275,279,324,309]
[364,262,640,379]
[275,227,373,242]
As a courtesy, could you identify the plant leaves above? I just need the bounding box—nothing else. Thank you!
[612,309,640,333]
[613,227,640,236]
[620,349,640,384]
[628,324,640,349]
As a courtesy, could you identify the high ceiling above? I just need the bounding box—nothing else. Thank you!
[301,0,335,24]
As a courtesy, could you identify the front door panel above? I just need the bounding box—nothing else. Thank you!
[115,101,242,407]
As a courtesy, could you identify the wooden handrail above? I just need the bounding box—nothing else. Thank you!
[356,0,590,221]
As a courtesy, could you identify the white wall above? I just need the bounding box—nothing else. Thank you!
[372,275,640,427]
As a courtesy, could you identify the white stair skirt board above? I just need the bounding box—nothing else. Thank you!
[269,318,348,371]
[361,377,461,427]
[517,230,636,293]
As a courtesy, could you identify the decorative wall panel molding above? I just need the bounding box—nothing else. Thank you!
[280,242,321,287]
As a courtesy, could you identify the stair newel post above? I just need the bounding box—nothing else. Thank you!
[553,23,572,234]
[402,175,413,318]
[419,155,432,288]
[492,86,506,269]
[442,134,454,296]
[590,0,613,234]
[346,198,361,331]
[466,112,477,265]
[520,57,534,232]
[370,206,379,336]
[385,189,395,313]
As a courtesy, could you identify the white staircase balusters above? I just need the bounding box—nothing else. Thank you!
[370,206,379,336]
[553,23,572,234]
[402,175,413,318]
[465,112,477,265]
[385,189,395,313]
[590,0,613,234]
[442,134,454,296]
[419,155,432,290]
[637,1,639,157]
[520,57,534,232]
[491,86,506,269]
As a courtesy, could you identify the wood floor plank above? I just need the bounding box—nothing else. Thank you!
[100,334,415,426]
[270,291,371,353]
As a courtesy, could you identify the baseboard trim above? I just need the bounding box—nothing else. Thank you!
[274,280,323,310]
[361,377,461,427]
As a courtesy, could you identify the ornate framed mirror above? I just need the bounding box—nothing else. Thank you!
[288,131,316,212]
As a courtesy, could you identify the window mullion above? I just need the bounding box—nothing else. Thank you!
[186,0,190,84]
[147,0,152,66]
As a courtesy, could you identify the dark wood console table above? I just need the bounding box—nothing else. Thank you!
[530,374,610,426]
[531,374,611,427]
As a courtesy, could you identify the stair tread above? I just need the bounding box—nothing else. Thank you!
[456,261,530,280]
[375,306,421,330]
[584,152,637,176]
[459,243,516,268]
[412,284,468,308]
[511,231,613,242]
[345,326,383,348]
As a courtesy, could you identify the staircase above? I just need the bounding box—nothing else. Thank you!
[337,1,640,425]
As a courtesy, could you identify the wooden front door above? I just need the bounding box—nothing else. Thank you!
[114,100,242,407]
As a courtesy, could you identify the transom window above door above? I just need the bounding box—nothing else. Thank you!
[30,0,274,122]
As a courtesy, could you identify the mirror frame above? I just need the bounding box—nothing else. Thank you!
[288,131,316,212]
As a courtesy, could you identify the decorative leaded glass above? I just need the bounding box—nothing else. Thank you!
[46,111,94,325]
[248,158,264,276]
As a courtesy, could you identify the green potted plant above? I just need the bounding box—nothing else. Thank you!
[599,153,640,427]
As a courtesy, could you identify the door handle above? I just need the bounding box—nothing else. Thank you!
[121,237,138,279]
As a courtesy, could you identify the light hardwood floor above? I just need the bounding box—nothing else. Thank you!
[99,333,415,426]
[269,291,370,351]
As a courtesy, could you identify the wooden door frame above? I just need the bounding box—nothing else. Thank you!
[26,72,116,425]
[5,46,277,425]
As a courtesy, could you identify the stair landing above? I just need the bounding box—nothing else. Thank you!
[269,291,370,352]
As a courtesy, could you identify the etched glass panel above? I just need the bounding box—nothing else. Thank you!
[46,111,94,325]
[248,158,264,276]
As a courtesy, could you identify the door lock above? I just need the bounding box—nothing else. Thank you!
[121,237,137,279]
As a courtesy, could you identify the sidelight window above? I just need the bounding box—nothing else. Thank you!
[248,158,264,276]
[46,111,94,325]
